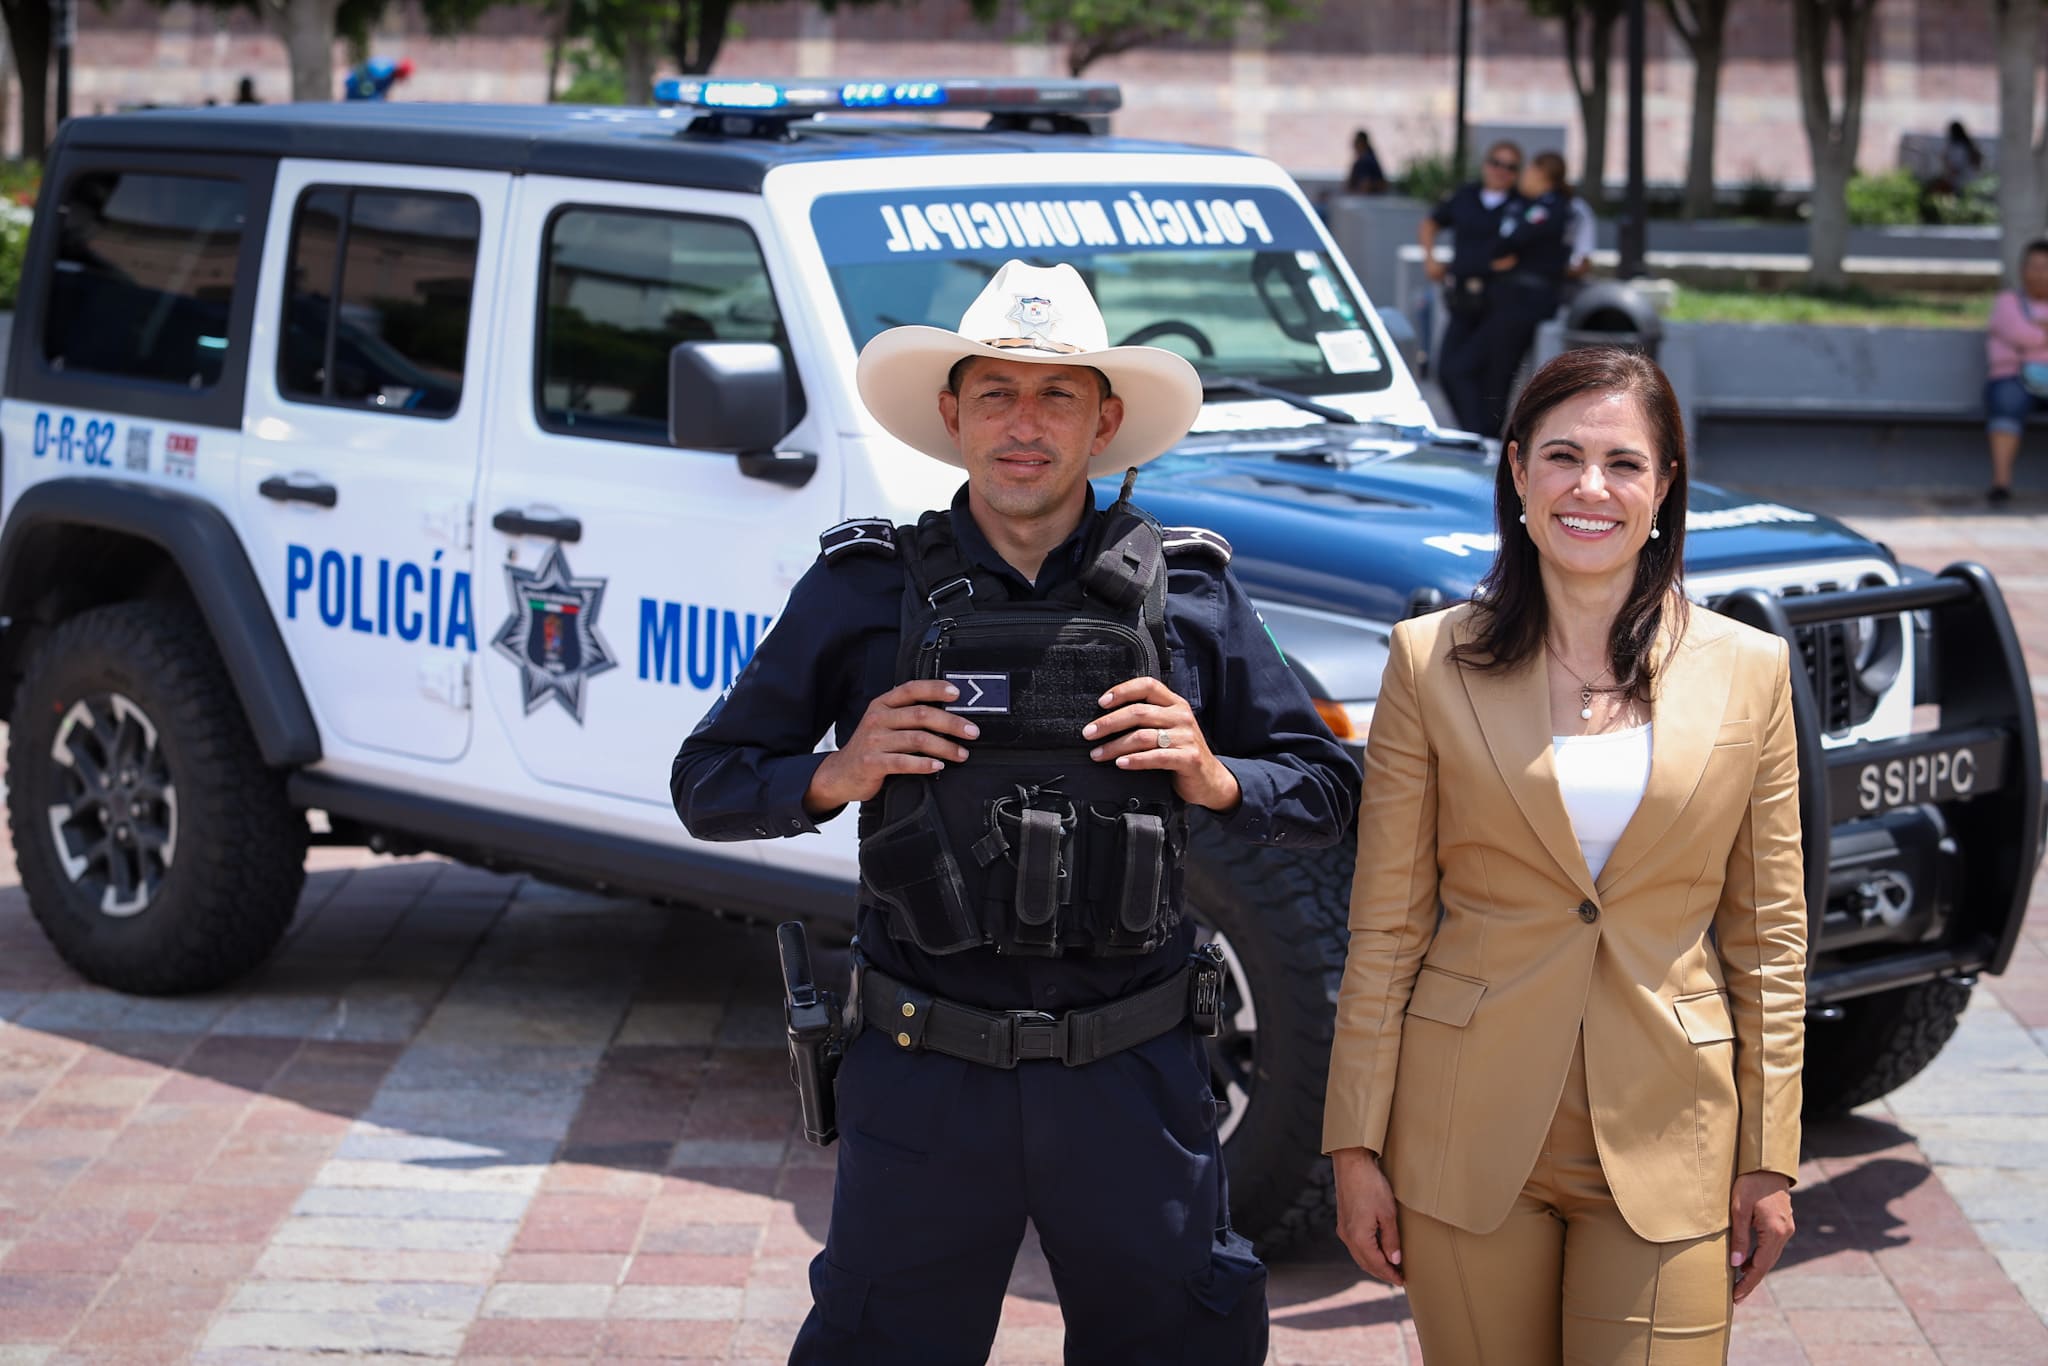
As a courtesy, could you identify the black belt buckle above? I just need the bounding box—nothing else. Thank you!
[1190,943,1226,1038]
[1008,1009,1063,1064]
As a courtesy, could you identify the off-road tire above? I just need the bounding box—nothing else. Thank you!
[1184,828,1353,1254]
[8,601,308,994]
[1800,978,1973,1116]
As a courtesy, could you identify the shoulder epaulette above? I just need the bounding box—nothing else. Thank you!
[1161,526,1232,566]
[819,518,897,563]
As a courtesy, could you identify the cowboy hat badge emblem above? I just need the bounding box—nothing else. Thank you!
[1007,294,1060,338]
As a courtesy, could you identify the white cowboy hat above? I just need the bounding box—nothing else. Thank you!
[855,260,1204,476]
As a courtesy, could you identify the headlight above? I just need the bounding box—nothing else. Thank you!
[1849,572,1906,703]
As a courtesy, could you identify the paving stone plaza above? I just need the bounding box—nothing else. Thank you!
[0,495,2043,1364]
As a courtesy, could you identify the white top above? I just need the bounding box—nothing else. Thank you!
[1552,723,1653,881]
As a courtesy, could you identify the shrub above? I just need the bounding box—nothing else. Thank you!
[1927,174,2000,226]
[1397,150,1459,206]
[1846,169,1923,227]
[0,204,32,310]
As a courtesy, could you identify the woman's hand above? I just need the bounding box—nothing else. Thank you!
[1332,1147,1404,1286]
[1730,1170,1795,1304]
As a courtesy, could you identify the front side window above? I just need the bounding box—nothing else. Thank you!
[279,187,480,417]
[45,171,248,388]
[538,208,798,443]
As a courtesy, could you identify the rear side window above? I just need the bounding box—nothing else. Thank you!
[537,207,801,443]
[44,171,248,389]
[278,187,481,417]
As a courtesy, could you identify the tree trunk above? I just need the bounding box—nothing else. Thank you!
[1681,30,1723,218]
[0,0,50,159]
[1792,0,1877,291]
[1560,3,1620,209]
[1807,152,1854,291]
[544,0,571,101]
[621,42,656,106]
[1665,0,1730,219]
[673,0,735,75]
[263,0,342,102]
[1995,0,2048,284]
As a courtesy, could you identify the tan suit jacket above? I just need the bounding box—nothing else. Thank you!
[1322,600,1807,1243]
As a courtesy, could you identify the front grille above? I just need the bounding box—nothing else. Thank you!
[1779,582,1857,733]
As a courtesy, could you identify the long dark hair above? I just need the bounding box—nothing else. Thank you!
[1450,346,1689,703]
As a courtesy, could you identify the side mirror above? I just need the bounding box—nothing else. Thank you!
[668,341,791,453]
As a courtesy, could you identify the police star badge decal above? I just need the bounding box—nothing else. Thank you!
[490,543,617,722]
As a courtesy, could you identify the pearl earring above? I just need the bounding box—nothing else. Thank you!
[1649,515,1661,540]
[1518,499,1527,525]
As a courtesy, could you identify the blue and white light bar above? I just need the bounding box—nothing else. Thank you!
[652,77,1121,117]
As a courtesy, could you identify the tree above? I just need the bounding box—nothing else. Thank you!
[1994,0,2048,282]
[1790,0,1880,291]
[217,0,499,104]
[1531,0,1625,207]
[1664,0,1733,219]
[0,0,50,157]
[970,0,1306,78]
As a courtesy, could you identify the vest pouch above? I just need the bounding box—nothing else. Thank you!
[1085,797,1184,952]
[859,777,983,955]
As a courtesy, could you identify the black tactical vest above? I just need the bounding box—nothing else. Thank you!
[843,493,1189,958]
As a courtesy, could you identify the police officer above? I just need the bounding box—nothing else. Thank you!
[1469,150,1577,439]
[1420,139,1524,437]
[671,260,1358,1364]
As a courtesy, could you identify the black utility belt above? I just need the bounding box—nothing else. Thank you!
[860,947,1224,1070]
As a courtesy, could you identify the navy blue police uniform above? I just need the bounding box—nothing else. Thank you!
[672,483,1359,1365]
[1470,187,1574,439]
[1429,179,1521,437]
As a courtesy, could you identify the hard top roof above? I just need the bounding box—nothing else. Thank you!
[59,101,1241,193]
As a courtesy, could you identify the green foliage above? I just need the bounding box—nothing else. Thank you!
[0,160,40,208]
[1926,174,2000,227]
[0,205,33,311]
[1397,150,1459,206]
[969,0,1309,75]
[1844,169,1922,227]
[1664,284,1992,329]
[558,45,627,105]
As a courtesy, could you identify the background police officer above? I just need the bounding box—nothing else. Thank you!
[671,260,1358,1364]
[1469,150,1578,439]
[1420,138,1525,436]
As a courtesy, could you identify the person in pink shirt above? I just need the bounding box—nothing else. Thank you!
[1984,239,2048,505]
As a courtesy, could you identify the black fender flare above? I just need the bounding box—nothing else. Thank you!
[0,479,321,767]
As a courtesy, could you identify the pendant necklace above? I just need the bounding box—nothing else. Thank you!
[1546,640,1626,721]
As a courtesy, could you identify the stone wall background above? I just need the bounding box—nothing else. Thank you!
[10,0,2040,188]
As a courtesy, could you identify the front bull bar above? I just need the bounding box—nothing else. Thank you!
[1717,563,2045,1002]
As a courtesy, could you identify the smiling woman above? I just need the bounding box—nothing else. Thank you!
[1324,344,1808,1366]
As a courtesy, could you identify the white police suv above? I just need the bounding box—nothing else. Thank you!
[1,79,2039,1249]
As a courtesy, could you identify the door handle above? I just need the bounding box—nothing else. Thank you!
[258,476,338,508]
[738,449,817,489]
[492,508,583,543]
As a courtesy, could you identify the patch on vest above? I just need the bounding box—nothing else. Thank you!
[944,671,1011,713]
[820,518,896,561]
[1162,526,1233,566]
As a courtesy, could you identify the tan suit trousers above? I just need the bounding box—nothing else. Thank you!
[1399,1032,1734,1366]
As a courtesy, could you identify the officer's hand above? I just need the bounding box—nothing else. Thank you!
[1424,258,1448,284]
[1082,677,1241,813]
[1730,1171,1795,1305]
[804,680,977,815]
[1333,1148,1404,1287]
[1492,253,1518,272]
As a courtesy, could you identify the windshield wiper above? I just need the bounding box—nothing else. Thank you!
[1201,376,1359,425]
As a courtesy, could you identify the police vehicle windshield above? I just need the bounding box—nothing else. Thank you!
[814,183,1393,398]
